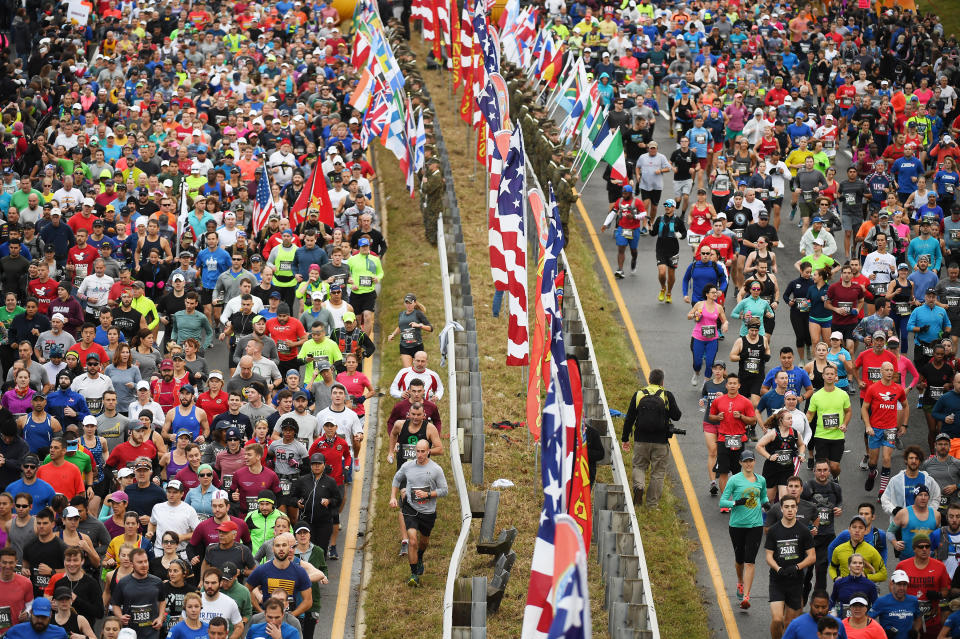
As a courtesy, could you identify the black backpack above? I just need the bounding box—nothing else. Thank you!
[631,388,667,439]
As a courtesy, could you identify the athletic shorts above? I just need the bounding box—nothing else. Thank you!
[740,374,764,398]
[697,157,710,171]
[703,420,719,435]
[897,192,911,205]
[656,249,680,268]
[615,226,641,249]
[868,427,898,450]
[200,288,215,306]
[809,316,832,328]
[841,212,861,232]
[399,342,423,357]
[351,291,377,315]
[832,323,856,341]
[763,458,797,486]
[725,127,743,142]
[769,575,804,609]
[811,437,844,463]
[715,441,744,475]
[402,501,437,536]
[769,197,783,208]
[729,525,764,565]
[641,189,662,207]
[838,107,856,119]
[675,179,694,197]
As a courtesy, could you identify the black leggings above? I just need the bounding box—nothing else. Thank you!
[791,310,811,348]
[729,525,764,565]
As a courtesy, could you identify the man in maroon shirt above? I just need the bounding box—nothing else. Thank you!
[230,442,280,516]
[386,378,442,434]
[826,264,865,354]
[186,490,251,568]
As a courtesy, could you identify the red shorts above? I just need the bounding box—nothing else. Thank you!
[703,420,719,435]
[698,158,709,170]
[711,142,723,153]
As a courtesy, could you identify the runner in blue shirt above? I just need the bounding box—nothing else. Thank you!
[892,148,925,201]
[868,570,921,638]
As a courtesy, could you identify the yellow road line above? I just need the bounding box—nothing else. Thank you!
[574,194,742,639]
[329,331,375,636]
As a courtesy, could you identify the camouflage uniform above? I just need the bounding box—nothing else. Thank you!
[421,158,445,245]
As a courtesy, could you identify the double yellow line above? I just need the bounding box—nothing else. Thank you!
[575,195,743,639]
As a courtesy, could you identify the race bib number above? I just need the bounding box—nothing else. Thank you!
[724,434,743,450]
[844,194,857,206]
[895,302,912,316]
[700,324,716,339]
[734,228,744,240]
[87,397,103,414]
[736,162,749,175]
[745,358,760,374]
[0,606,12,629]
[919,600,933,618]
[819,506,832,525]
[279,477,293,495]
[777,451,793,465]
[621,228,633,239]
[947,296,960,308]
[777,539,799,562]
[131,604,152,627]
[837,301,854,315]
[670,254,679,268]
[401,328,416,342]
[802,190,814,203]
[824,140,835,149]
[695,134,706,145]
[279,261,293,272]
[867,367,881,381]
[868,283,887,297]
[687,233,702,246]
[795,298,811,312]
[951,229,960,242]
[359,276,373,288]
[822,413,840,429]
[947,184,956,194]
[246,495,258,512]
[32,569,49,589]
[922,344,935,357]
[222,475,232,490]
[941,495,950,508]
[277,342,291,354]
[884,429,898,443]
[930,386,945,400]
[401,443,417,462]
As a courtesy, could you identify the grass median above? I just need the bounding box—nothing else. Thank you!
[412,41,711,638]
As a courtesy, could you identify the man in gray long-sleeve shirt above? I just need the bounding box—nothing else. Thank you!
[390,439,448,586]
[170,291,215,351]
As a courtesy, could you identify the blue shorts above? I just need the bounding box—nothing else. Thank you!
[615,226,641,249]
[839,107,856,119]
[868,428,898,449]
[809,316,832,327]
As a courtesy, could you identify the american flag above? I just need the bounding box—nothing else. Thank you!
[496,126,528,366]
[522,299,576,637]
[546,517,591,639]
[251,163,276,235]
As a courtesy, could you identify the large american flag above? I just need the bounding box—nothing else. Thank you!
[251,164,276,235]
[496,126,528,366]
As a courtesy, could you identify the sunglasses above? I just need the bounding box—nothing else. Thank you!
[916,544,931,549]
[162,539,177,544]
[198,473,213,478]
[21,465,36,470]
[14,504,29,508]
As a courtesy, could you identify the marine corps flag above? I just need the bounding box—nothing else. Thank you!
[289,164,335,228]
[565,355,591,552]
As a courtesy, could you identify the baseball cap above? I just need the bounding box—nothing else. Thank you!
[63,506,80,518]
[116,468,134,479]
[31,598,52,617]
[225,427,241,441]
[740,449,755,461]
[220,562,239,580]
[849,515,868,527]
[217,520,239,533]
[311,291,324,301]
[83,415,97,427]
[891,569,910,583]
[848,596,869,607]
[136,380,150,391]
[830,331,843,340]
[936,432,952,442]
[209,371,224,381]
[160,359,174,369]
[872,331,887,340]
[342,311,357,323]
[175,428,193,439]
[166,480,184,491]
[358,237,371,247]
[108,490,129,502]
[295,521,312,534]
[310,453,326,464]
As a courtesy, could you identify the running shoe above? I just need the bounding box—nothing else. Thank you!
[615,270,625,279]
[692,372,700,386]
[665,293,672,304]
[399,540,408,556]
[328,546,339,561]
[638,227,648,236]
[720,507,731,514]
[630,259,638,274]
[354,460,360,473]
[859,455,869,471]
[740,595,751,610]
[408,574,421,587]
[807,457,815,470]
[710,480,719,496]
[658,290,665,302]
[737,583,744,602]
[865,469,877,492]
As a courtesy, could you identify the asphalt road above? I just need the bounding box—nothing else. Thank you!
[575,116,930,639]
[164,332,374,638]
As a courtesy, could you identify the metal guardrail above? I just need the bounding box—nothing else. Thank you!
[438,216,478,639]
[523,161,661,639]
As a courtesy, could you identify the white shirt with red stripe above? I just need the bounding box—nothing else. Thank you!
[389,366,444,401]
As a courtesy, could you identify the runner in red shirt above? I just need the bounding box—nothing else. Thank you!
[861,360,908,498]
[66,229,100,289]
[28,263,60,315]
[67,204,98,236]
[708,374,757,508]
[696,217,735,268]
[266,311,307,376]
[105,416,159,469]
[853,334,899,398]
[151,359,188,416]
[826,265,865,351]
[196,371,228,417]
[897,539,950,639]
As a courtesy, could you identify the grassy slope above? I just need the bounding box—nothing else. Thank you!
[364,149,458,635]
[916,0,960,41]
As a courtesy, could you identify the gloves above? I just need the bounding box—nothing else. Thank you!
[734,498,748,506]
[778,565,798,579]
[352,395,366,405]
[287,458,300,469]
[925,590,942,602]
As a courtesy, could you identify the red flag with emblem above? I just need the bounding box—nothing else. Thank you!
[289,164,334,228]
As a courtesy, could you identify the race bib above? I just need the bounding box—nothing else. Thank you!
[837,301,854,315]
[824,140,835,149]
[359,275,373,288]
[919,600,933,618]
[0,606,12,629]
[670,254,679,268]
[777,538,799,562]
[941,494,950,508]
[222,474,232,490]
[277,342,291,354]
[401,328,416,342]
[922,344,935,357]
[279,477,293,495]
[930,386,945,400]
[32,569,49,589]
[777,451,793,465]
[621,228,633,239]
[130,604,152,627]
[733,228,744,240]
[819,506,832,525]
[947,296,960,308]
[745,358,760,374]
[884,429,898,443]
[845,194,857,206]
[246,495,258,512]
[951,229,960,242]
[724,434,743,450]
[700,324,716,339]
[279,261,293,272]
[687,233,702,246]
[802,190,814,203]
[867,367,881,381]
[822,413,840,429]
[868,283,887,297]
[947,184,956,194]
[795,298,811,312]
[695,134,706,144]
[895,302,912,316]
[87,397,103,414]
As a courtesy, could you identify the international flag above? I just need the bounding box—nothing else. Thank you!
[251,162,276,234]
[349,67,375,110]
[542,44,565,88]
[289,164,335,228]
[477,80,502,138]
[351,26,371,70]
[471,0,499,78]
[578,119,627,183]
[496,126,529,367]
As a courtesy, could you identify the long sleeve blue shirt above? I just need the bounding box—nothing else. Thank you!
[893,156,925,194]
[932,391,960,437]
[681,260,727,302]
[907,236,943,271]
